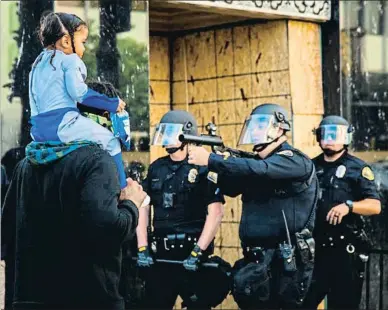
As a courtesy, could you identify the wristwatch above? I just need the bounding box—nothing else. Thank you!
[345,200,354,213]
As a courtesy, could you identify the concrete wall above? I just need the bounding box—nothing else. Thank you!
[149,19,324,309]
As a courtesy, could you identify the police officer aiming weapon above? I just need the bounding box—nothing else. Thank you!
[179,122,258,159]
[187,103,319,309]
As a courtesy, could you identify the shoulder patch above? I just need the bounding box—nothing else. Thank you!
[362,166,375,181]
[207,171,218,184]
[277,150,294,157]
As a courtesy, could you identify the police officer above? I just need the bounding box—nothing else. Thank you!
[188,103,318,309]
[303,116,381,309]
[136,110,230,309]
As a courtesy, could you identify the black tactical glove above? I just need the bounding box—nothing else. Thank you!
[137,246,154,267]
[183,245,203,271]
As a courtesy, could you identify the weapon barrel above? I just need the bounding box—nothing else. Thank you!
[179,134,224,147]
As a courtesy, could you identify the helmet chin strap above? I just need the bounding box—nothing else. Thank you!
[319,141,346,157]
[252,135,283,152]
[322,147,345,156]
[165,143,186,155]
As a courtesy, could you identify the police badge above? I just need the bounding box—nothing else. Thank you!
[335,165,346,178]
[188,168,198,183]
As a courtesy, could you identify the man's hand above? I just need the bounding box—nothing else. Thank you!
[117,98,126,112]
[327,203,349,225]
[183,245,203,271]
[188,146,210,166]
[120,178,147,208]
[137,246,154,267]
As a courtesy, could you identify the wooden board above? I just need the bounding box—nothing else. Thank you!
[251,70,290,98]
[187,79,217,104]
[215,28,234,76]
[233,25,252,75]
[172,81,188,105]
[288,20,324,115]
[217,77,235,101]
[172,36,186,82]
[222,196,240,222]
[149,81,170,105]
[221,222,240,247]
[149,104,171,127]
[185,31,217,79]
[292,114,323,157]
[149,36,170,81]
[250,21,289,73]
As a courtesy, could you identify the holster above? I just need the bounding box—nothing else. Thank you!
[295,228,315,264]
[352,228,373,253]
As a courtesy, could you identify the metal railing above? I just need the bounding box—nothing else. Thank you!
[364,249,388,310]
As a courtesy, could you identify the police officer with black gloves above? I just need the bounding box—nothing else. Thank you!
[188,103,318,309]
[303,116,381,309]
[136,110,230,309]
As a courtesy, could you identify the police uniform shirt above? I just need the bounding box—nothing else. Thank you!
[208,142,318,246]
[143,156,225,235]
[313,151,380,238]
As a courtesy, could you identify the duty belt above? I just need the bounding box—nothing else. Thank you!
[318,235,356,254]
[151,233,200,252]
[243,246,266,263]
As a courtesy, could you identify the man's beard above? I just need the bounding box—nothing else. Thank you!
[165,144,186,155]
[322,147,345,156]
[166,147,180,154]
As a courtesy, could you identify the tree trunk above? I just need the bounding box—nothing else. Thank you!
[7,0,54,146]
[97,0,132,89]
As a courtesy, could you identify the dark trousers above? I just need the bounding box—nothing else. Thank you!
[140,247,213,310]
[4,257,15,310]
[303,246,365,309]
[233,248,314,309]
[143,263,211,309]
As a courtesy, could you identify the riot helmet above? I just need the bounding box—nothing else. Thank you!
[238,103,290,150]
[315,115,354,146]
[151,110,198,154]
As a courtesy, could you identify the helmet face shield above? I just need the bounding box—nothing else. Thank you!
[319,124,350,145]
[238,114,280,146]
[151,123,183,147]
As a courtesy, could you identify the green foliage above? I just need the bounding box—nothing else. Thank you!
[83,20,149,132]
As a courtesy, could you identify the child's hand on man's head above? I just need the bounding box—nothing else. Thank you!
[117,98,126,112]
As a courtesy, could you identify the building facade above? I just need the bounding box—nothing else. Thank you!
[148,1,330,308]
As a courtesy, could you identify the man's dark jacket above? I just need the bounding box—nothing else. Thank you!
[1,145,139,310]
